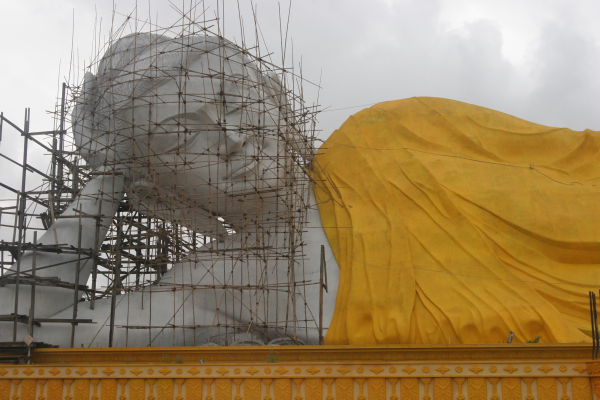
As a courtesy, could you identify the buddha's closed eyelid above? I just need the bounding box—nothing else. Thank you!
[157,112,205,125]
[149,111,211,134]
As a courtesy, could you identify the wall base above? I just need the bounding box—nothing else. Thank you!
[0,344,597,399]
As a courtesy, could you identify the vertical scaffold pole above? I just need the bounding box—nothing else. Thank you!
[26,232,37,363]
[109,216,123,347]
[70,207,84,347]
[13,108,30,342]
[596,290,600,360]
[27,231,38,340]
[590,291,599,359]
[58,83,66,201]
[319,244,326,345]
[0,113,2,279]
[90,216,101,310]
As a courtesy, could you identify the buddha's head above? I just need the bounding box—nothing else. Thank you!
[73,33,310,237]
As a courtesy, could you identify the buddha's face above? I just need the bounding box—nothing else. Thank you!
[124,74,288,236]
[124,77,285,233]
[132,78,281,182]
[73,34,291,235]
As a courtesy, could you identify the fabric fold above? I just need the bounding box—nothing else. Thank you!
[313,97,600,344]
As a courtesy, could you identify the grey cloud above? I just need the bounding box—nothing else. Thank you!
[2,0,600,138]
[526,21,600,130]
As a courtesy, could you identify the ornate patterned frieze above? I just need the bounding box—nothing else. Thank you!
[0,346,597,399]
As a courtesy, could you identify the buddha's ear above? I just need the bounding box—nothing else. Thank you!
[76,72,98,114]
[72,71,100,164]
[72,72,98,139]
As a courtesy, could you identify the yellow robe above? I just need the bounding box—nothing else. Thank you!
[313,97,600,344]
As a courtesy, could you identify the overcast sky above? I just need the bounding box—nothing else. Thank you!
[2,0,600,138]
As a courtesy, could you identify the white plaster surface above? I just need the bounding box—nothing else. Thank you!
[0,33,340,347]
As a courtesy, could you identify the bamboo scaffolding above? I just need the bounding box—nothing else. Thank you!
[0,3,320,348]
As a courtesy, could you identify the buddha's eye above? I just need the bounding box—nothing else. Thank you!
[222,79,244,114]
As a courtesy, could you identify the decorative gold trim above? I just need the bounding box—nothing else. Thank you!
[0,362,590,380]
[28,344,592,364]
[0,346,595,399]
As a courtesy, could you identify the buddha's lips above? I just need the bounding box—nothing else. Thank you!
[226,158,258,180]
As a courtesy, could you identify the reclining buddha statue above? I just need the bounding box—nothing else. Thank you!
[0,32,598,347]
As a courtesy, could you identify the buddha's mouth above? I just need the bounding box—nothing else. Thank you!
[226,158,258,180]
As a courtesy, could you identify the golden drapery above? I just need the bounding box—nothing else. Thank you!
[313,97,600,344]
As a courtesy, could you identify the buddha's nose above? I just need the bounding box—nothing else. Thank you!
[221,129,248,159]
